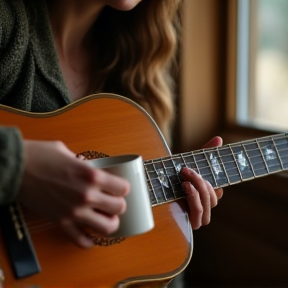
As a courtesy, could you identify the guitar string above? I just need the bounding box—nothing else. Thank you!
[146,154,288,203]
[144,144,288,179]
[145,149,288,183]
[15,136,288,232]
[144,139,288,168]
[144,152,288,189]
[145,155,288,191]
[145,146,288,202]
[178,134,288,158]
[27,222,55,232]
[20,152,288,232]
[14,206,56,232]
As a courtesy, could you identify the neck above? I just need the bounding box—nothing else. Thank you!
[144,133,288,206]
[47,0,104,59]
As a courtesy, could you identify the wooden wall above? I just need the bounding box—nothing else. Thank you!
[176,1,288,287]
[176,0,227,153]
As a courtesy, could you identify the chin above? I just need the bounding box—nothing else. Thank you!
[107,0,143,11]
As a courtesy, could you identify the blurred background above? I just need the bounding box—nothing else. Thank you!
[173,0,288,287]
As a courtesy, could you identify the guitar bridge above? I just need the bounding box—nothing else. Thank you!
[9,205,24,241]
[0,203,41,279]
[0,267,4,282]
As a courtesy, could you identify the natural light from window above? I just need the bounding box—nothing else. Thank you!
[237,0,288,132]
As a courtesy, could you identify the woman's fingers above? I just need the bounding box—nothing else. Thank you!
[181,136,224,229]
[72,208,120,235]
[60,219,94,248]
[215,188,224,201]
[181,166,221,229]
[202,136,223,148]
[90,168,130,197]
[81,185,127,215]
[183,182,203,229]
[182,168,211,223]
[20,140,132,248]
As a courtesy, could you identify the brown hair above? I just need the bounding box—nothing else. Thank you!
[92,0,182,145]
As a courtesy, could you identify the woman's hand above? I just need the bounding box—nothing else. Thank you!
[19,140,130,248]
[181,136,223,230]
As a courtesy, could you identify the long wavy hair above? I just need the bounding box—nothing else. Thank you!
[92,0,182,145]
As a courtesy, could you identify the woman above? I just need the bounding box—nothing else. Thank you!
[0,0,223,250]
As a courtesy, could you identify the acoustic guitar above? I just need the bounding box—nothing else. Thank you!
[0,93,287,288]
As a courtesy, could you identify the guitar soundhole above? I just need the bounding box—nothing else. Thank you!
[76,150,109,160]
[92,237,126,246]
[76,150,126,247]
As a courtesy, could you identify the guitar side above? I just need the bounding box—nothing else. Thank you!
[0,93,193,288]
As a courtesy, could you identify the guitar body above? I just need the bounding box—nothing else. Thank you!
[0,94,193,288]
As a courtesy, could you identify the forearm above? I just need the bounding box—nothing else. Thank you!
[0,126,24,204]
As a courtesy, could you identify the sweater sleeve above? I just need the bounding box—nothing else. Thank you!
[0,1,25,204]
[0,126,24,204]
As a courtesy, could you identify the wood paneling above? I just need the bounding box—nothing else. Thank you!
[179,0,227,152]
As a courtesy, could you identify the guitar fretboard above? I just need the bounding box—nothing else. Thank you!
[144,133,288,206]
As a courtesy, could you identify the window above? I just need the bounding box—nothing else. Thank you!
[237,0,288,132]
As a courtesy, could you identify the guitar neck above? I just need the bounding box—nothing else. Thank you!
[144,132,288,206]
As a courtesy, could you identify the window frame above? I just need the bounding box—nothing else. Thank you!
[226,0,272,136]
[225,0,288,182]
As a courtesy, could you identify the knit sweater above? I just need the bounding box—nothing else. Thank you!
[0,0,72,204]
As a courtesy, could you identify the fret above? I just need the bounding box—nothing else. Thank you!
[229,143,256,180]
[218,145,242,184]
[274,133,288,169]
[258,136,283,173]
[180,151,220,187]
[178,152,198,172]
[271,136,284,170]
[242,141,268,177]
[215,146,230,186]
[229,144,244,180]
[170,154,191,198]
[170,158,186,200]
[144,160,159,205]
[181,150,226,188]
[204,150,219,188]
[256,139,269,173]
[151,159,168,202]
[240,143,256,178]
[183,150,216,187]
[144,157,185,205]
[203,149,220,188]
[180,153,189,170]
[160,157,183,199]
[193,151,213,179]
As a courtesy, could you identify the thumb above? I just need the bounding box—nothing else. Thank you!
[203,136,223,148]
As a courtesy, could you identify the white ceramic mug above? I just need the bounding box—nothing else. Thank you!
[87,155,154,238]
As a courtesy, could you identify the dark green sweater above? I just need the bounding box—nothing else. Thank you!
[0,0,73,204]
